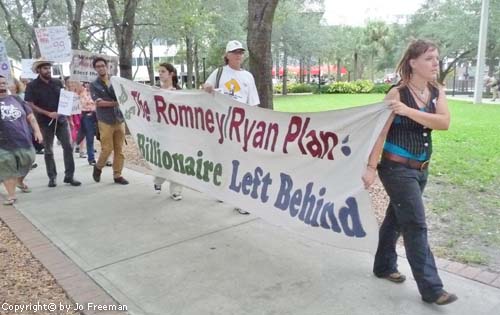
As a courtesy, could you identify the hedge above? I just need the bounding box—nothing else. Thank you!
[273,81,391,94]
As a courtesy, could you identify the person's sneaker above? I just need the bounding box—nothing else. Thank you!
[114,177,129,185]
[79,152,87,159]
[36,149,44,155]
[154,184,162,193]
[88,160,96,166]
[234,207,250,215]
[434,291,458,306]
[48,178,57,188]
[105,161,113,167]
[31,163,38,169]
[63,177,82,186]
[171,193,182,201]
[92,166,102,182]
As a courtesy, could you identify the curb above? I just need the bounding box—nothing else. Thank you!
[395,245,500,289]
[0,202,128,315]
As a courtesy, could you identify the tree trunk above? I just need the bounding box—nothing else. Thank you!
[275,47,280,81]
[282,46,288,95]
[0,0,27,57]
[66,0,85,49]
[148,41,155,85]
[185,35,193,89]
[336,58,341,81]
[194,40,200,89]
[107,0,139,79]
[306,57,311,84]
[353,52,358,81]
[247,0,279,109]
[299,58,304,83]
[370,52,374,82]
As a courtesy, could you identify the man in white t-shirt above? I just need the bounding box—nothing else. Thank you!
[204,40,260,214]
[204,40,260,106]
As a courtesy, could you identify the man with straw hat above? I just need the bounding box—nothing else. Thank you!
[24,58,81,187]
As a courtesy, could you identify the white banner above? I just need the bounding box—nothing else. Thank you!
[34,26,72,62]
[70,50,119,82]
[0,37,12,81]
[112,77,391,252]
[21,59,38,79]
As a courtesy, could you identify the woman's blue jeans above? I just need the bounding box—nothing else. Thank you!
[373,158,444,302]
[76,112,96,162]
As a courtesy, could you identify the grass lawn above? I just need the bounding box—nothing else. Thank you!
[275,94,500,270]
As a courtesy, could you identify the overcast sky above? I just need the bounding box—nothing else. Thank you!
[323,0,426,26]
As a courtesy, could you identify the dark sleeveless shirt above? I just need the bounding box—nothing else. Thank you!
[384,84,439,160]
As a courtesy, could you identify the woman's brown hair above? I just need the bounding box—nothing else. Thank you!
[159,62,181,89]
[396,39,438,85]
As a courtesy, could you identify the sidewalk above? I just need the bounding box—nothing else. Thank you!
[1,150,499,315]
[447,94,500,104]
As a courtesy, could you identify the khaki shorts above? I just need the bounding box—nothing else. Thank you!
[0,147,35,181]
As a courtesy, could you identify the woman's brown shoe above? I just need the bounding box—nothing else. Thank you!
[435,292,458,305]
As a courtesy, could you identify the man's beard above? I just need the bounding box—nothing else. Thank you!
[40,72,52,80]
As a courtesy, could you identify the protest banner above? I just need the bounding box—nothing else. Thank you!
[58,90,77,116]
[0,37,12,81]
[21,59,38,79]
[112,77,391,252]
[70,50,119,82]
[34,26,72,62]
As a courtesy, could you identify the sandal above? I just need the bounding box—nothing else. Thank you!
[434,291,458,305]
[3,198,17,206]
[16,183,31,193]
[378,272,406,283]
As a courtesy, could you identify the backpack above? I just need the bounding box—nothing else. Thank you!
[215,67,223,89]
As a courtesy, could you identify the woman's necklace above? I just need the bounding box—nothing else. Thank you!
[408,83,429,108]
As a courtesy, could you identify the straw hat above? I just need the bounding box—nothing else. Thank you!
[31,57,54,73]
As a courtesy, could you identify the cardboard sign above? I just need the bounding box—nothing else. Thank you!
[58,89,76,116]
[70,50,119,82]
[35,26,72,62]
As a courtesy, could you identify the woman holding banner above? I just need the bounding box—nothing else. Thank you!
[362,39,457,305]
[153,63,184,201]
[0,75,43,204]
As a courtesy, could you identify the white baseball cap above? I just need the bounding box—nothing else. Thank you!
[226,40,245,53]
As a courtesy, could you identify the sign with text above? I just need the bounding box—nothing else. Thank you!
[57,90,79,116]
[70,50,118,82]
[0,37,12,81]
[35,26,71,62]
[112,77,391,253]
[21,59,38,79]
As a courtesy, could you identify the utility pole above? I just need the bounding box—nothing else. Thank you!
[473,0,489,104]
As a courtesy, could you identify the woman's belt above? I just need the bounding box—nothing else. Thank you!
[382,151,429,170]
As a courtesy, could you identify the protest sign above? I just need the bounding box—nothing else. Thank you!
[21,59,38,79]
[112,77,392,253]
[58,90,77,116]
[0,37,12,81]
[34,26,72,62]
[70,50,119,82]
